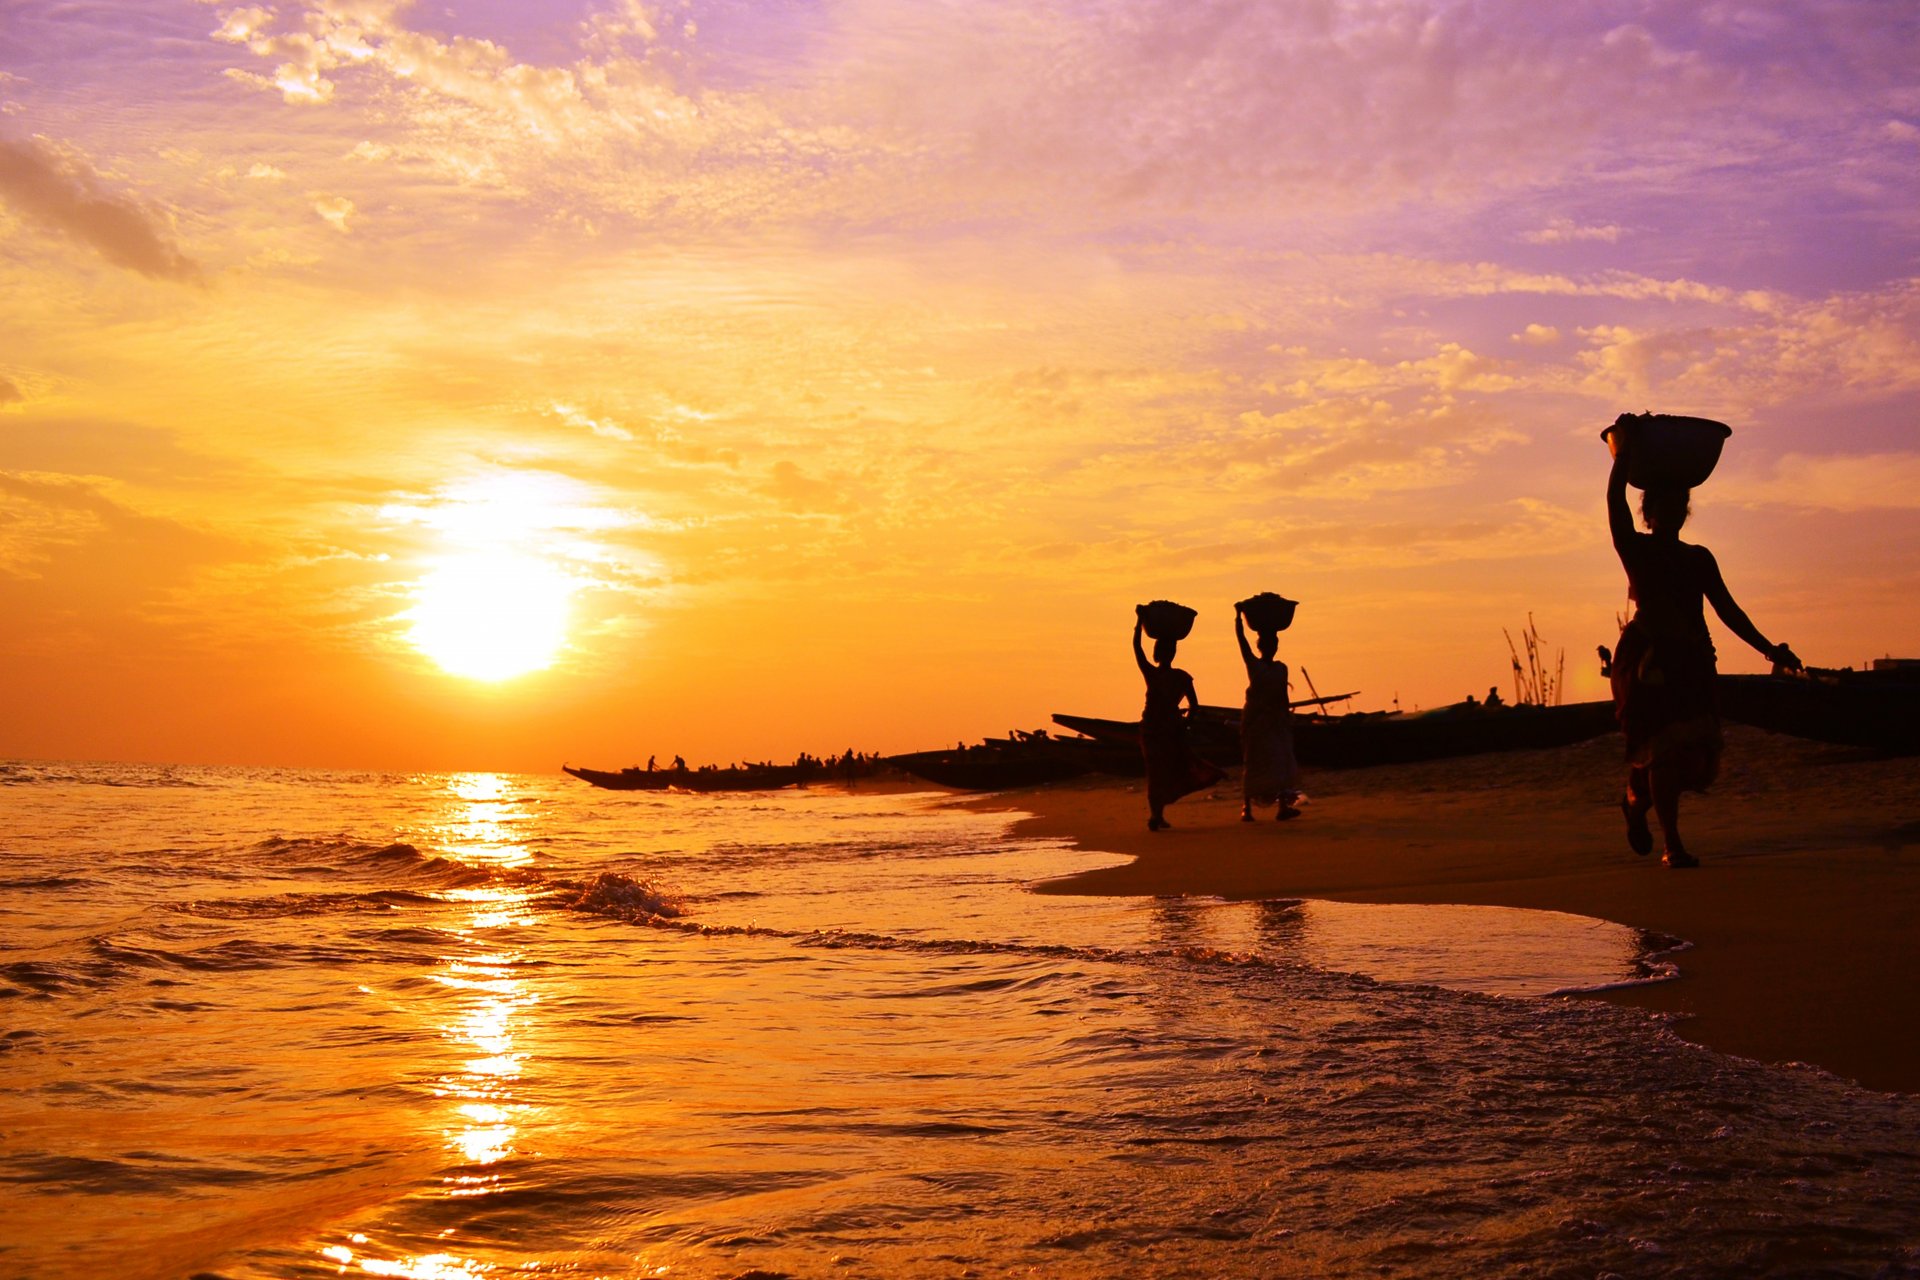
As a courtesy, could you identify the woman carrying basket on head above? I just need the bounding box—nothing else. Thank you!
[1134,603,1225,832]
[1235,595,1302,822]
[1606,414,1800,867]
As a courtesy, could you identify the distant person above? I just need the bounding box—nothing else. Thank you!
[672,754,687,773]
[646,755,657,772]
[1607,419,1800,867]
[1235,604,1301,821]
[1134,618,1225,831]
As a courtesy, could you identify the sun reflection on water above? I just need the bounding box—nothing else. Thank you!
[428,773,538,870]
[322,774,551,1274]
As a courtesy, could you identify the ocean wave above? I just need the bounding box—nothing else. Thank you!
[0,958,123,998]
[252,835,424,862]
[252,836,506,888]
[563,872,685,922]
[88,935,400,973]
[168,888,445,920]
[0,875,102,890]
[0,1152,269,1194]
[1548,930,1693,996]
[0,763,205,788]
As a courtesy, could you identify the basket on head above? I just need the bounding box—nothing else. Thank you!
[1136,600,1198,642]
[1601,413,1732,490]
[1236,592,1298,634]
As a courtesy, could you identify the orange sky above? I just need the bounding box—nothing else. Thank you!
[2,1,1917,770]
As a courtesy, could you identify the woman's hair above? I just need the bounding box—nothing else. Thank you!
[1152,636,1177,665]
[1640,487,1692,532]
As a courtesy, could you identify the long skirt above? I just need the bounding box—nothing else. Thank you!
[1241,707,1300,807]
[1141,720,1225,809]
[1611,618,1722,792]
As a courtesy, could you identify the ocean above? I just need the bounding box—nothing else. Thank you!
[3,761,1918,1279]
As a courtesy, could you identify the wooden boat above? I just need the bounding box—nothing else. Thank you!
[1049,710,1241,763]
[884,746,1098,791]
[563,764,805,792]
[1292,699,1615,768]
[1716,669,1920,754]
[1052,698,1617,770]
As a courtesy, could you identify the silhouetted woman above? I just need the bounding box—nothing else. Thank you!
[1608,422,1799,866]
[1134,619,1225,831]
[1235,605,1301,822]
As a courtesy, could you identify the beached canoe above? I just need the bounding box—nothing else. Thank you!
[1294,699,1616,768]
[1716,670,1920,754]
[563,764,805,792]
[884,747,1098,791]
[1051,699,1617,770]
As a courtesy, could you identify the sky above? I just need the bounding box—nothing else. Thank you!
[2,0,1917,771]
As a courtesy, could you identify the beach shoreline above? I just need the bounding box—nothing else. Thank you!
[966,726,1920,1094]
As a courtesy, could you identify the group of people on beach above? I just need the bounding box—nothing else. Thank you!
[1134,415,1801,867]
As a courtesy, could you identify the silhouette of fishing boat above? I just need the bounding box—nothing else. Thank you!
[884,730,1142,790]
[1052,697,1616,770]
[884,746,1098,791]
[1291,699,1616,767]
[1716,666,1920,754]
[563,764,805,792]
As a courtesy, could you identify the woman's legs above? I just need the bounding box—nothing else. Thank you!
[1622,765,1653,855]
[1649,764,1697,867]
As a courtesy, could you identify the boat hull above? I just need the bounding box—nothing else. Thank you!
[884,748,1099,791]
[1053,700,1617,770]
[1717,673,1920,754]
[563,764,805,792]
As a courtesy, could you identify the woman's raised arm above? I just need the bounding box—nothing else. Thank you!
[1234,607,1255,668]
[1607,418,1637,554]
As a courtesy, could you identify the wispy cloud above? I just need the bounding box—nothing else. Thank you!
[312,193,354,232]
[192,0,1912,235]
[0,134,203,281]
[1721,452,1920,512]
[1523,219,1622,245]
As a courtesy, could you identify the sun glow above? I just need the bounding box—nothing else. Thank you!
[408,553,573,680]
[391,472,614,681]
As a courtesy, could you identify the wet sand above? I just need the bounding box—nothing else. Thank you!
[971,726,1920,1094]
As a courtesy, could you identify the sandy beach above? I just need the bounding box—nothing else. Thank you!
[974,725,1920,1094]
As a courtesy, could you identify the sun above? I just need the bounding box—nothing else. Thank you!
[409,553,573,681]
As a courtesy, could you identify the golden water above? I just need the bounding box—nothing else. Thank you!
[4,763,1917,1278]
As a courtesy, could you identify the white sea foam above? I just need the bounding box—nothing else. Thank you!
[565,871,684,921]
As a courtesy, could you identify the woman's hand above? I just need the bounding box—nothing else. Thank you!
[1609,413,1639,457]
